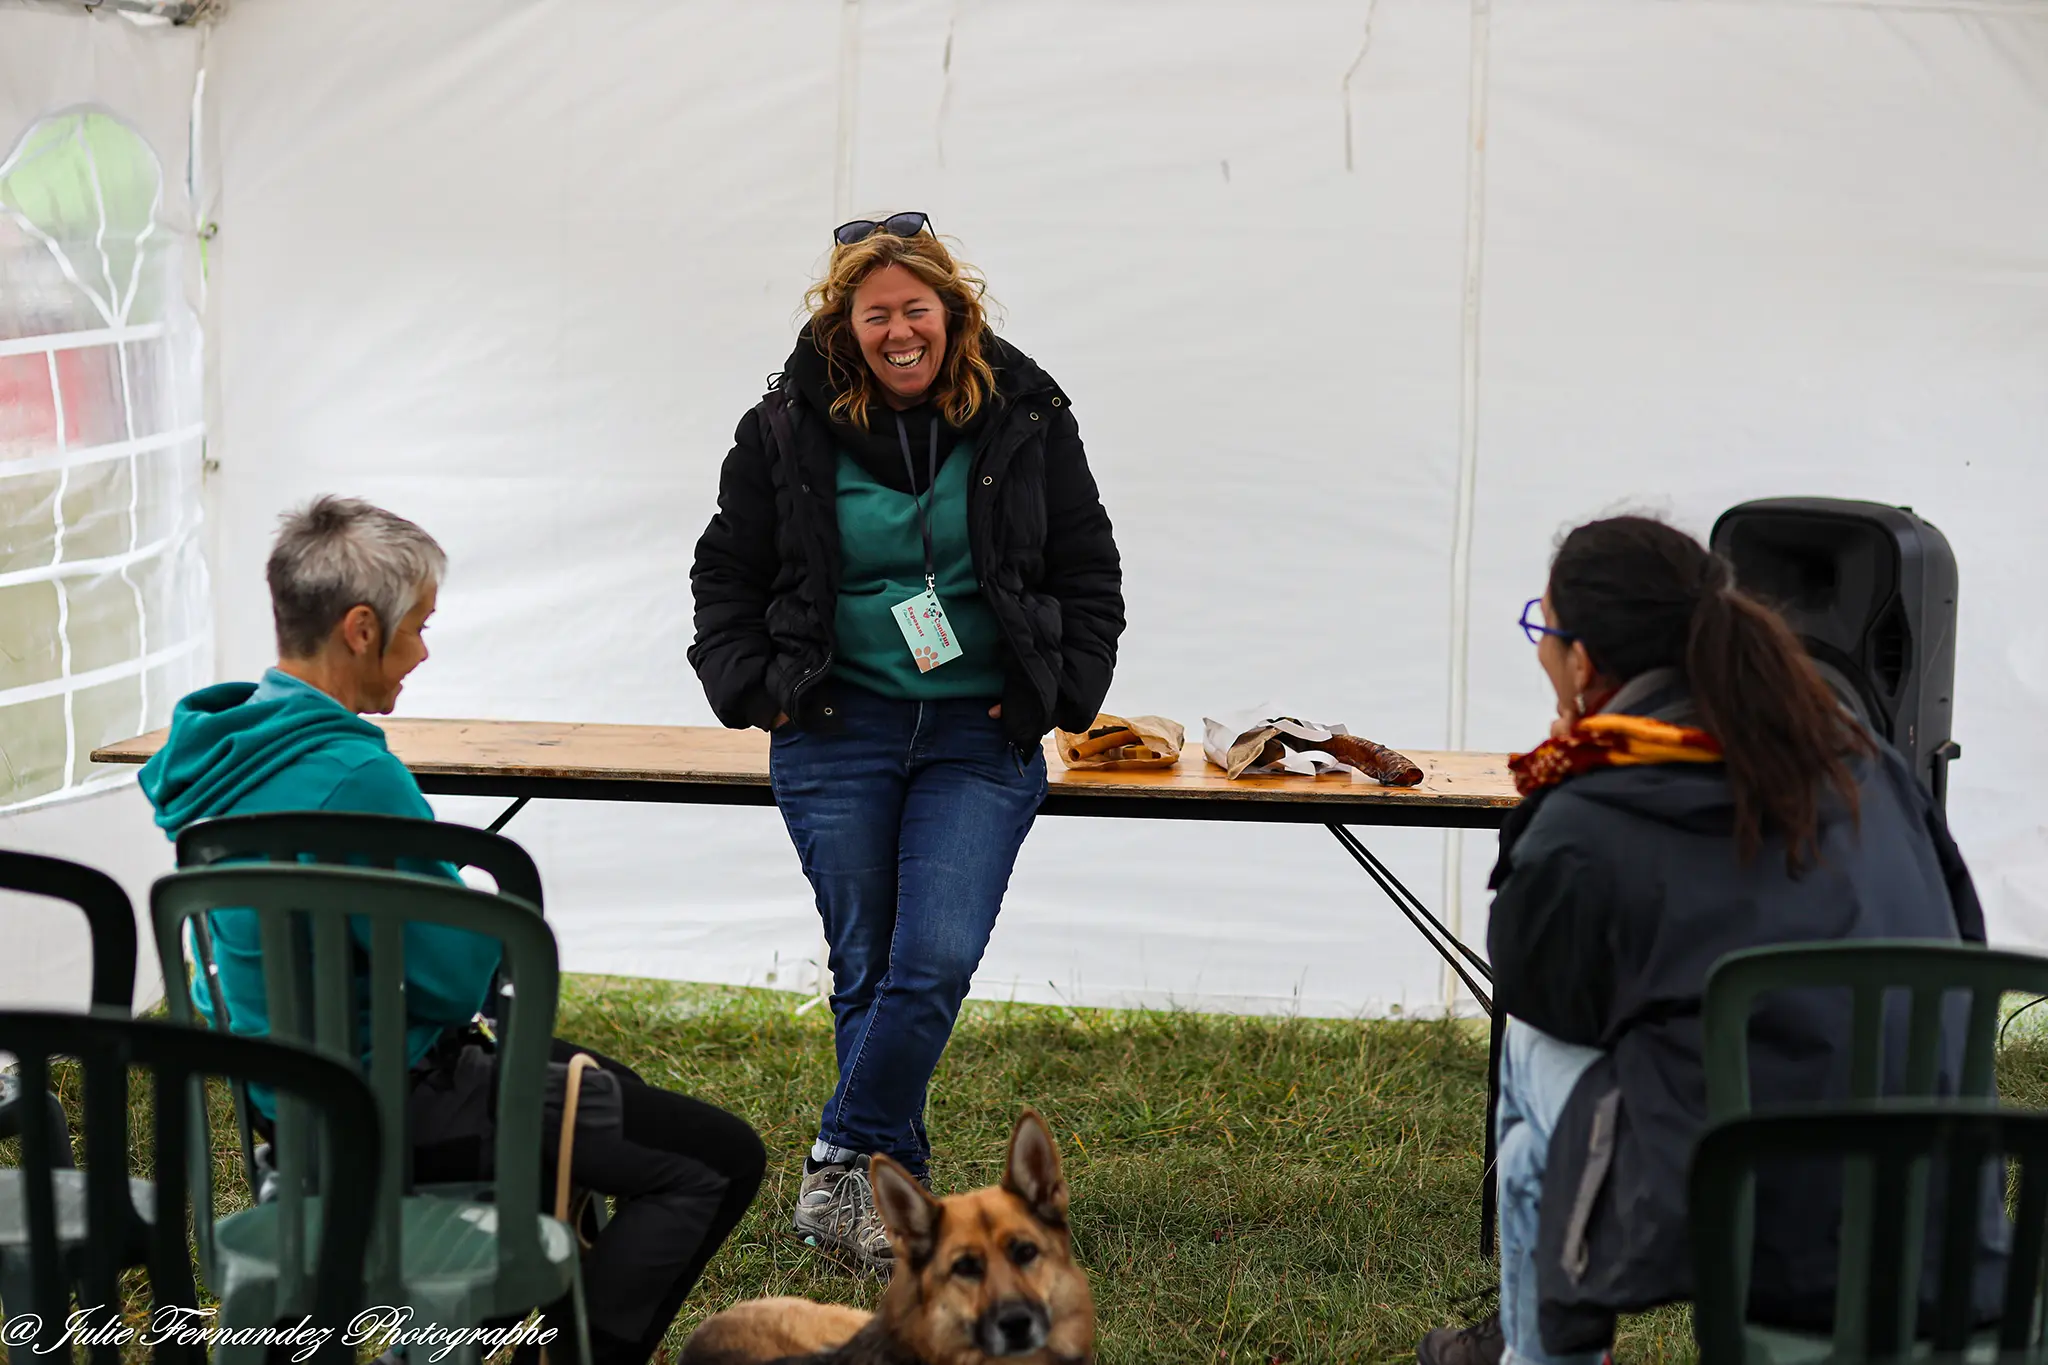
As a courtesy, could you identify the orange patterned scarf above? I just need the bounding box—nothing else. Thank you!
[1508,713,1723,797]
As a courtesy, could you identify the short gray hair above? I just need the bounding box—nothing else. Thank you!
[267,496,447,657]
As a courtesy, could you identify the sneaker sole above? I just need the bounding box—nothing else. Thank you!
[791,1210,893,1278]
[792,1225,893,1278]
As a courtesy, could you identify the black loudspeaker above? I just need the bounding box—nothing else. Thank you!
[1708,497,1961,806]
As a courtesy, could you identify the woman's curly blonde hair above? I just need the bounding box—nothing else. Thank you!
[803,228,998,430]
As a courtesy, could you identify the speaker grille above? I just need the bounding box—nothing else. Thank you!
[1868,600,1911,698]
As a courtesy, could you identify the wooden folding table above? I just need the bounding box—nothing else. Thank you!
[94,719,1517,1007]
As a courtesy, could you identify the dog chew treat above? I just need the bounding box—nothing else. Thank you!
[1272,732,1424,785]
[1320,734,1424,786]
[1065,726,1141,763]
[1060,714,1183,770]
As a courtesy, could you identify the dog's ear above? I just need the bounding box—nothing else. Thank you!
[1002,1109,1069,1229]
[870,1155,942,1267]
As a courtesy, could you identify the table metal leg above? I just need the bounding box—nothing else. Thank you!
[486,797,531,834]
[1324,824,1494,1014]
[1325,825,1501,1260]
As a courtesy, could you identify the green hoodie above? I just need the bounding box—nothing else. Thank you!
[140,669,501,1111]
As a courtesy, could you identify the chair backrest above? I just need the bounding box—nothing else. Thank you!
[175,812,545,909]
[1702,940,2048,1120]
[149,863,559,1301]
[0,849,137,1012]
[170,813,541,1200]
[1692,1102,2043,1365]
[0,1010,378,1365]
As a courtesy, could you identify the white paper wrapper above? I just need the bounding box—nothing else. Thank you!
[1202,713,1360,779]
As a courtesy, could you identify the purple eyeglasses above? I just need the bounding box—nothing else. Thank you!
[1520,598,1576,645]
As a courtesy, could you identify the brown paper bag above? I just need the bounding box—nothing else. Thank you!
[1055,713,1185,770]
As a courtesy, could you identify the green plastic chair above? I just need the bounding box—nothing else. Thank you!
[0,850,138,1016]
[1703,940,2048,1122]
[175,811,545,907]
[170,812,545,1201]
[0,1009,378,1365]
[0,851,144,1276]
[1692,1102,2044,1365]
[151,863,589,1365]
[1698,940,2048,1364]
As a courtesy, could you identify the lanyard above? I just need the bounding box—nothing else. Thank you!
[895,415,942,592]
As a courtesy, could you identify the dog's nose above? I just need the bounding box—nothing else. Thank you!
[979,1299,1050,1355]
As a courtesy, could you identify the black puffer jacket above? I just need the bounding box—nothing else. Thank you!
[1488,677,1999,1353]
[688,330,1123,748]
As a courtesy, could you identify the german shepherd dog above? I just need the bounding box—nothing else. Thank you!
[679,1111,1094,1365]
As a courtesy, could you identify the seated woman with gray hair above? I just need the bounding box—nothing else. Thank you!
[140,495,765,1365]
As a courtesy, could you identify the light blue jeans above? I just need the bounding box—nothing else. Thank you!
[1498,1018,1608,1365]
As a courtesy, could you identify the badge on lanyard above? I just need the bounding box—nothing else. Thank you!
[893,417,965,673]
[893,582,963,673]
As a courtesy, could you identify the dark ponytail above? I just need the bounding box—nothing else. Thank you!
[1550,516,1873,868]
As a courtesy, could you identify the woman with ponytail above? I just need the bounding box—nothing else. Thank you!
[1417,516,1993,1365]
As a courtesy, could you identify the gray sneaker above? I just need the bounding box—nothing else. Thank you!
[793,1157,894,1275]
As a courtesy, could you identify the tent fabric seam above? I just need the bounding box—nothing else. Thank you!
[0,630,208,710]
[0,524,192,590]
[0,320,167,359]
[0,423,206,480]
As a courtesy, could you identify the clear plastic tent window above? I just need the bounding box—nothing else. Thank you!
[0,108,208,810]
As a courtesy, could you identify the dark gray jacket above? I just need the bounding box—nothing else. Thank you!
[1486,676,1994,1351]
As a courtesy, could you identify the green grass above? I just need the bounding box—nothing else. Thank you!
[556,976,1664,1364]
[16,981,2048,1364]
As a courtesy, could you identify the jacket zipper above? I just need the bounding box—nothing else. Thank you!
[769,390,838,721]
[971,409,1062,732]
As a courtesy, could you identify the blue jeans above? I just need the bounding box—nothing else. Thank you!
[769,685,1047,1176]
[1498,1018,1608,1365]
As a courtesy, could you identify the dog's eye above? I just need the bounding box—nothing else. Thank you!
[1008,1240,1040,1267]
[950,1253,985,1279]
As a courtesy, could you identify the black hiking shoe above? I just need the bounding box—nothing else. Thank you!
[1417,1311,1504,1365]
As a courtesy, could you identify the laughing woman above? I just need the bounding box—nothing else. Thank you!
[688,214,1124,1272]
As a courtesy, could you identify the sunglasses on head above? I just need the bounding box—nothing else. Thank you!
[833,211,933,247]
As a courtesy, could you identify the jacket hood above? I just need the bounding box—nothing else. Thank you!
[1565,665,1860,838]
[782,326,1060,492]
[138,670,389,835]
[1563,751,1864,840]
[1563,763,1737,835]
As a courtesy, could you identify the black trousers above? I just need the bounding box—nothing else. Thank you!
[411,1039,766,1365]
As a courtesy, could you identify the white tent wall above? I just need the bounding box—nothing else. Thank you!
[0,788,171,1011]
[177,0,2048,1017]
[1460,1,2048,947]
[0,4,203,1011]
[201,0,1476,1017]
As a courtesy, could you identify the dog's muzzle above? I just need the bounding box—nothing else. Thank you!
[977,1299,1050,1356]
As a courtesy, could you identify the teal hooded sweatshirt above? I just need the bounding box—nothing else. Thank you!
[140,669,501,1111]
